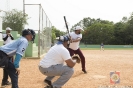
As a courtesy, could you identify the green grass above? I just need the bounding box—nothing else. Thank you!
[81,48,133,50]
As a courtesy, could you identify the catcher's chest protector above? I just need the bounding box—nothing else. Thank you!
[0,51,9,68]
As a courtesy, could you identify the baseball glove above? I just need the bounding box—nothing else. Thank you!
[72,55,80,63]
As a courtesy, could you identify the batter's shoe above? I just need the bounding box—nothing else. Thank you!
[82,69,87,74]
[44,79,52,86]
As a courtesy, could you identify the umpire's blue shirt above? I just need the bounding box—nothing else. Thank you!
[0,36,28,68]
[0,36,28,56]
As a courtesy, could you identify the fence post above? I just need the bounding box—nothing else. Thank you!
[38,4,41,58]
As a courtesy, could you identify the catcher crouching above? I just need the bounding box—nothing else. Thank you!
[39,36,80,88]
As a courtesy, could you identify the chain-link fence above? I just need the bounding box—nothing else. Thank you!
[24,4,52,58]
[0,1,52,58]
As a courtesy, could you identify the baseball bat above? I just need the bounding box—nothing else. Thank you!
[63,16,71,47]
[63,16,70,37]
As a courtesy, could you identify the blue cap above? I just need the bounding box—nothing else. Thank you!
[57,41,63,44]
[56,36,69,45]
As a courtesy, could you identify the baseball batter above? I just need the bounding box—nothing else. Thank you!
[68,26,87,73]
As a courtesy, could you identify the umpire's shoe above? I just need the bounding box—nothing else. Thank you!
[1,81,11,86]
[44,79,52,86]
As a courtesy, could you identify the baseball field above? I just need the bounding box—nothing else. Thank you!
[0,50,133,88]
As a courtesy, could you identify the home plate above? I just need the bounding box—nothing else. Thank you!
[92,75,106,79]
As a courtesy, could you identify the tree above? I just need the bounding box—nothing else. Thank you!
[2,9,29,33]
[51,26,56,43]
[125,12,133,44]
[113,12,133,45]
[82,23,114,44]
[71,12,133,45]
[113,22,127,44]
[51,26,66,43]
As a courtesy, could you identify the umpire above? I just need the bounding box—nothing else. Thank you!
[0,29,36,88]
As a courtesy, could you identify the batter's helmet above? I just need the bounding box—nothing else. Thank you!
[22,29,36,43]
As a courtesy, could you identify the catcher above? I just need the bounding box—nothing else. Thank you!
[39,36,80,88]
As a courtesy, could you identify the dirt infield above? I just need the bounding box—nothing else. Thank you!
[0,50,133,88]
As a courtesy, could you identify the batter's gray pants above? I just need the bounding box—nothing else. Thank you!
[39,64,74,88]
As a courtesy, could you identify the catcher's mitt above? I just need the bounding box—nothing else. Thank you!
[72,55,80,63]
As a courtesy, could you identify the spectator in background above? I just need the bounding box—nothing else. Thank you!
[100,42,104,51]
[3,27,14,44]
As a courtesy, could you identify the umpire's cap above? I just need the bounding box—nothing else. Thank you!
[22,29,36,43]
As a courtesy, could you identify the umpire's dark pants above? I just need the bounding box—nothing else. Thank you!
[0,51,18,88]
[67,48,86,70]
[6,61,18,88]
[2,68,8,82]
[1,44,9,83]
[2,57,13,83]
[2,44,13,84]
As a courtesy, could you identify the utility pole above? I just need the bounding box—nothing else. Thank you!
[23,0,25,17]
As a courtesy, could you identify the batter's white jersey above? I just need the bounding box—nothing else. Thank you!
[39,44,71,68]
[69,32,82,50]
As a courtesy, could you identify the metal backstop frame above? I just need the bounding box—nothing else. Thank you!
[24,3,52,58]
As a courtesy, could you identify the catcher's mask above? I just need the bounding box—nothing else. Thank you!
[56,36,70,44]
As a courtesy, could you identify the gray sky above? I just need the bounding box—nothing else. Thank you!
[0,0,133,31]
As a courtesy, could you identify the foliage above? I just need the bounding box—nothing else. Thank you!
[2,9,29,34]
[51,26,66,43]
[72,13,133,45]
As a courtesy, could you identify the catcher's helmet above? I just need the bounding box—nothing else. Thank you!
[22,29,36,43]
[57,36,70,44]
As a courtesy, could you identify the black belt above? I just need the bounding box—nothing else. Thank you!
[0,50,8,56]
